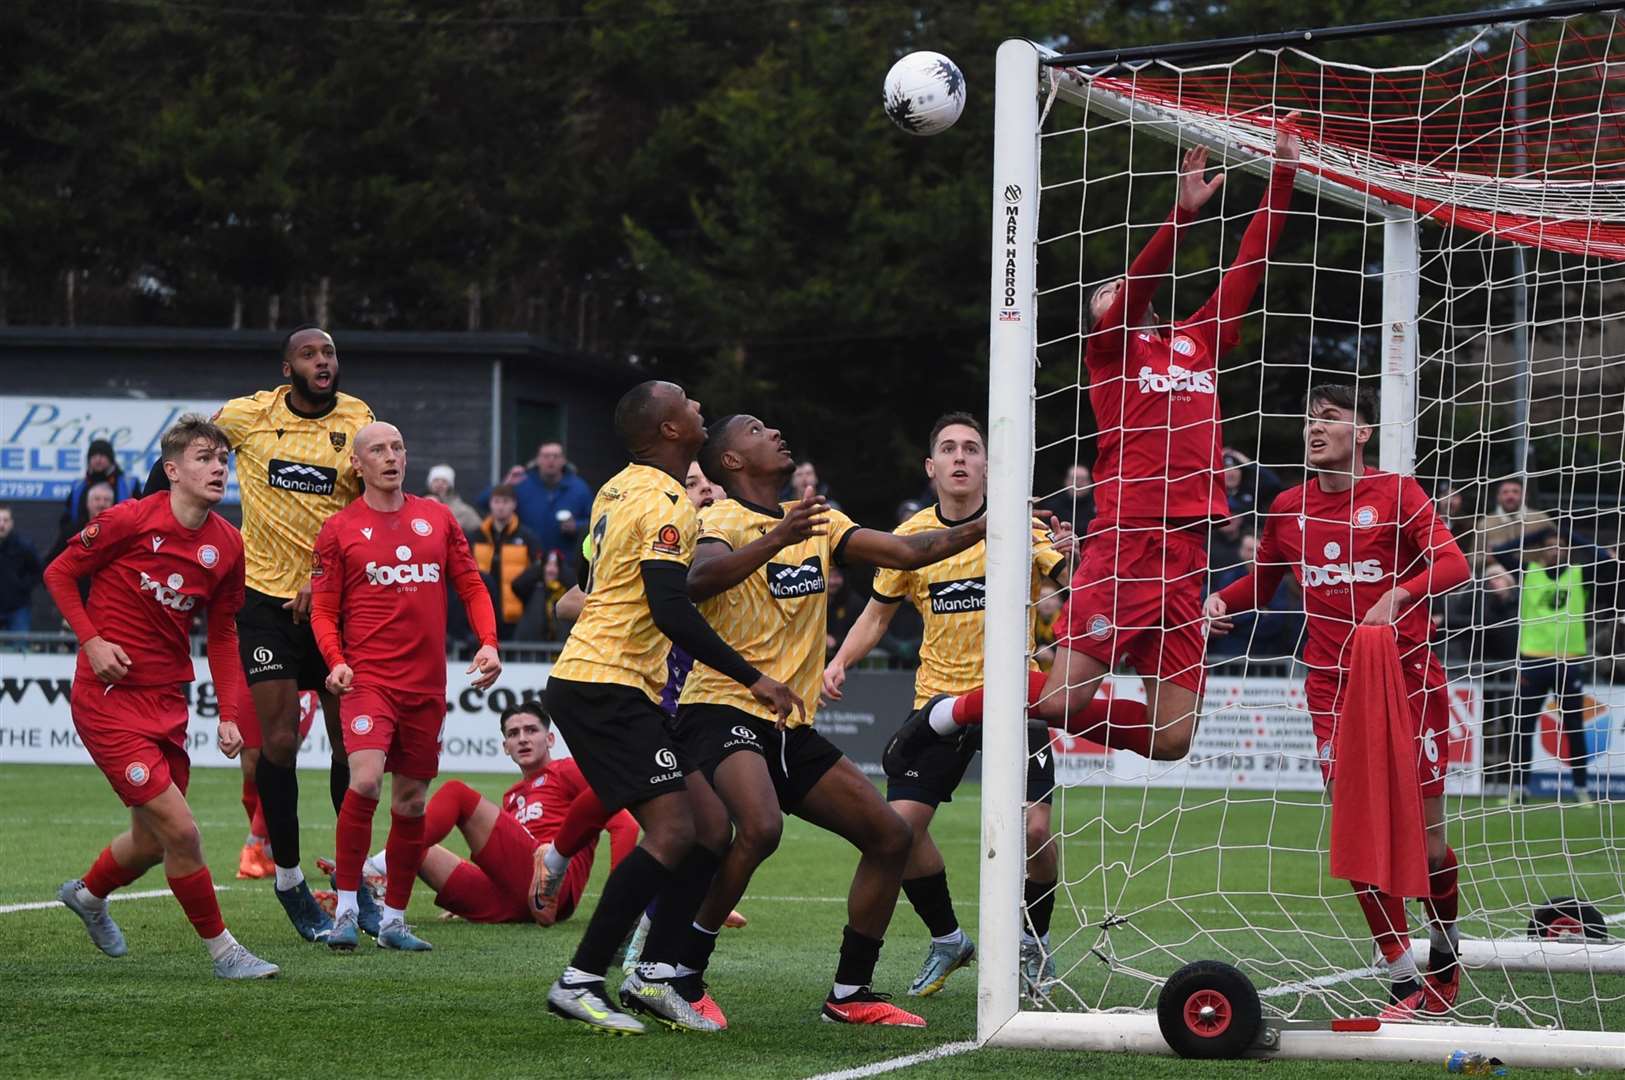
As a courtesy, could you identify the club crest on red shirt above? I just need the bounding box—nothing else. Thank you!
[79,523,100,548]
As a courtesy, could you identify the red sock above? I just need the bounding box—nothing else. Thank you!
[1353,882,1411,963]
[383,811,427,910]
[335,790,379,892]
[424,780,481,847]
[1424,846,1459,928]
[240,776,260,832]
[1060,697,1154,757]
[167,867,226,939]
[949,671,1049,726]
[553,788,615,859]
[83,846,144,899]
[250,801,267,842]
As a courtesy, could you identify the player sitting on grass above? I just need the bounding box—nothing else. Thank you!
[1205,384,1470,1017]
[311,421,503,953]
[889,119,1301,765]
[46,414,279,979]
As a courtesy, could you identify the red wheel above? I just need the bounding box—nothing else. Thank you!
[1158,961,1262,1059]
[1183,989,1233,1037]
[1528,897,1608,942]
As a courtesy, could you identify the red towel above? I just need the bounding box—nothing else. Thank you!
[1328,627,1430,898]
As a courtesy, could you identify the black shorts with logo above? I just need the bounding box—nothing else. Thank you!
[671,703,845,814]
[885,713,1056,808]
[238,587,330,690]
[544,677,689,814]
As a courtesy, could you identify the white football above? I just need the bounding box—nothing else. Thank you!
[883,51,966,136]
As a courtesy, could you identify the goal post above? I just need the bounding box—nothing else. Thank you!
[981,4,1625,1068]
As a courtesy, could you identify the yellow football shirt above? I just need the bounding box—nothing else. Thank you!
[678,498,859,728]
[872,505,1064,707]
[552,463,698,703]
[214,387,374,598]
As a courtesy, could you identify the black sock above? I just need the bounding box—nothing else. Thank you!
[641,847,722,967]
[1025,877,1057,939]
[902,870,959,938]
[677,920,721,976]
[255,757,301,871]
[329,753,350,814]
[569,847,673,978]
[833,925,883,994]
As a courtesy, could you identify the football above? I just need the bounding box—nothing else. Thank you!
[883,51,966,136]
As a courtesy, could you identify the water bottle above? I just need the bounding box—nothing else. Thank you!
[1445,1050,1506,1076]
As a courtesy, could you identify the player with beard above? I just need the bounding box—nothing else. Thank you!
[643,414,988,1029]
[824,413,1073,999]
[1206,385,1470,1017]
[543,382,802,1036]
[213,326,375,942]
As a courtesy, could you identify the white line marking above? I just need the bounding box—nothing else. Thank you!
[800,1040,978,1080]
[1259,964,1381,998]
[0,885,232,915]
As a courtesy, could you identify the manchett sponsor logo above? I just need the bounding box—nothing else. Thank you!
[268,459,338,495]
[767,556,826,599]
[928,577,986,614]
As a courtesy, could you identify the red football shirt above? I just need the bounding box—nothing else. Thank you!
[42,492,247,707]
[1085,164,1296,525]
[310,494,487,695]
[502,756,593,846]
[1216,470,1470,673]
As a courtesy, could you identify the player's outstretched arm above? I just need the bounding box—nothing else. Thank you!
[686,491,830,603]
[823,597,900,703]
[42,501,141,683]
[841,514,987,572]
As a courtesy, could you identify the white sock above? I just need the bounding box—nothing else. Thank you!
[274,865,304,891]
[542,843,569,875]
[637,961,677,981]
[74,885,107,912]
[367,850,388,875]
[831,981,864,1000]
[203,929,239,961]
[562,964,602,985]
[382,904,407,926]
[247,833,266,846]
[335,889,359,919]
[928,697,960,737]
[932,928,965,946]
[1386,949,1420,985]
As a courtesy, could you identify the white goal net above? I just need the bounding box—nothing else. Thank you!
[982,6,1625,1068]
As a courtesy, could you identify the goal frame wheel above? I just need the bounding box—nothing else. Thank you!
[1528,896,1609,942]
[1156,960,1264,1059]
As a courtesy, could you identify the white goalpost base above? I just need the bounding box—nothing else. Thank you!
[985,1011,1625,1070]
[1406,935,1625,974]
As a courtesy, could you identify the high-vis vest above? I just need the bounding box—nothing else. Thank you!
[1519,562,1588,659]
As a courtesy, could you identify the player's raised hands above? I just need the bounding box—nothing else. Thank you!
[467,644,502,690]
[217,720,243,759]
[1274,110,1302,164]
[750,674,805,731]
[1202,594,1233,637]
[326,661,355,696]
[769,488,830,548]
[1177,145,1224,213]
[83,636,132,684]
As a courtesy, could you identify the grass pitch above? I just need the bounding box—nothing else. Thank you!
[1,763,1617,1079]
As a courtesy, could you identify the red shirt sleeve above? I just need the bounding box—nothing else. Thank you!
[446,512,499,648]
[1186,163,1297,356]
[1395,477,1471,600]
[1216,507,1292,614]
[206,542,247,726]
[309,520,346,668]
[41,501,143,644]
[1087,203,1197,371]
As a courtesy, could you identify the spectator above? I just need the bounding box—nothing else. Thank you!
[1506,524,1596,803]
[425,463,482,533]
[0,505,42,633]
[1479,478,1553,553]
[1221,447,1283,529]
[781,459,841,509]
[826,564,861,655]
[895,498,925,525]
[484,441,593,574]
[1206,531,1302,659]
[46,480,119,606]
[470,484,543,641]
[63,437,140,529]
[1037,463,1096,537]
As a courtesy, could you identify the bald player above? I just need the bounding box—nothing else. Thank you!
[310,421,502,952]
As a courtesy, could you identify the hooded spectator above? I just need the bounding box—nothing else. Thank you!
[426,463,482,533]
[64,438,140,529]
[0,505,42,633]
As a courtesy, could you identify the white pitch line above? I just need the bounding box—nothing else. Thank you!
[0,884,231,915]
[1259,964,1381,998]
[800,1040,979,1080]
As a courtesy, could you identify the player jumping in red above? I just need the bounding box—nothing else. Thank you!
[350,702,639,926]
[891,119,1301,762]
[1205,384,1471,1017]
[46,414,279,979]
[310,421,503,952]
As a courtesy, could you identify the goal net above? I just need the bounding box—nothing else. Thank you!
[982,6,1625,1067]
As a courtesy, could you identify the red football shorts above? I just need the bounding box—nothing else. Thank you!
[71,678,191,807]
[1306,649,1451,799]
[433,812,596,924]
[1056,523,1207,695]
[230,671,318,750]
[339,685,447,780]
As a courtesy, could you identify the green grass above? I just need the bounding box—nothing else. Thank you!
[0,764,1618,1079]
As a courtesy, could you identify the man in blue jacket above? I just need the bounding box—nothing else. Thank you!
[485,442,593,575]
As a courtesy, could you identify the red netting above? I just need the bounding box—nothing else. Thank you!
[1075,14,1625,259]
